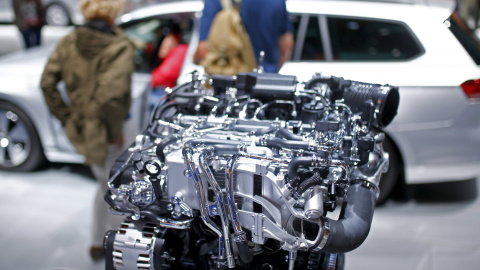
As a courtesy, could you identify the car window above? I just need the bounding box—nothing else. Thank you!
[290,14,325,61]
[446,11,480,65]
[301,16,325,60]
[327,16,423,61]
[290,14,301,58]
[122,13,194,73]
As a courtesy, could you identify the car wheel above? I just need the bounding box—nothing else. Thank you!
[377,135,400,205]
[45,3,71,26]
[0,101,46,171]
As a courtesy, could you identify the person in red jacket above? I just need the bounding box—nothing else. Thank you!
[150,25,188,107]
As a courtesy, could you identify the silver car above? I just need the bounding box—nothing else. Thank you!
[0,0,479,204]
[0,0,173,26]
[0,1,81,55]
[0,0,83,26]
[0,44,151,169]
[43,0,83,26]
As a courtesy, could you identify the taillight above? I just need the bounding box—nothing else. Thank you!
[461,79,480,101]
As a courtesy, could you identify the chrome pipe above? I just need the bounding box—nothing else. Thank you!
[182,148,225,261]
[107,152,134,189]
[240,98,262,119]
[288,251,297,270]
[225,155,254,263]
[199,153,235,268]
[156,119,185,131]
[157,218,192,230]
[225,155,243,234]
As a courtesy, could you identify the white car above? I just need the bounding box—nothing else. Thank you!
[120,0,480,203]
[1,0,479,204]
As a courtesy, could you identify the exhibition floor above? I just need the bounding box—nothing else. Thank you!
[1,163,479,270]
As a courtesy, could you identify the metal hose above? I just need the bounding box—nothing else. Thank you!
[182,148,225,261]
[199,153,235,268]
[225,155,254,263]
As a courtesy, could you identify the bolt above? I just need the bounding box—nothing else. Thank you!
[172,196,181,204]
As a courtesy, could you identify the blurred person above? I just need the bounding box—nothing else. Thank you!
[40,0,134,260]
[194,0,294,73]
[12,0,45,48]
[150,24,188,106]
[457,0,480,30]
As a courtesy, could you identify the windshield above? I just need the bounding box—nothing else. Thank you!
[446,11,480,65]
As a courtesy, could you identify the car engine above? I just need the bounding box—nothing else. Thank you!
[104,71,400,270]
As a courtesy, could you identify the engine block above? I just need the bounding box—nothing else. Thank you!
[104,71,399,269]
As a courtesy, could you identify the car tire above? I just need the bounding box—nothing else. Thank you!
[0,101,46,171]
[377,135,400,205]
[45,2,72,26]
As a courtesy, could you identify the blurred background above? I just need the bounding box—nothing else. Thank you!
[1,0,480,269]
[0,0,478,56]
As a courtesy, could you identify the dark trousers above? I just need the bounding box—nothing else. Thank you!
[20,28,42,48]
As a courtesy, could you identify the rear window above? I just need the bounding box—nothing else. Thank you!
[327,17,424,61]
[446,12,480,65]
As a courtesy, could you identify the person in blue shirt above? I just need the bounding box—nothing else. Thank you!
[194,0,294,73]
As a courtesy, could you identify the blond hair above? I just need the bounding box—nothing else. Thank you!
[79,0,125,24]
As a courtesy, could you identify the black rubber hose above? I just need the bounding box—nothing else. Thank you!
[342,82,399,128]
[320,183,376,253]
[253,126,277,136]
[156,135,180,163]
[276,128,303,141]
[232,126,277,135]
[235,241,254,263]
[304,75,344,91]
[171,83,204,98]
[151,101,180,125]
[292,173,323,199]
[287,156,315,180]
[211,143,242,155]
[259,137,310,151]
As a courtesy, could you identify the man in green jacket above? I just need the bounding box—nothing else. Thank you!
[40,0,134,260]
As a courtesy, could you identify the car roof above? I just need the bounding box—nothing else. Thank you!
[120,0,454,24]
[119,1,204,24]
[286,0,453,22]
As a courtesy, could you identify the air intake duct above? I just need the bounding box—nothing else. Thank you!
[305,74,400,128]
